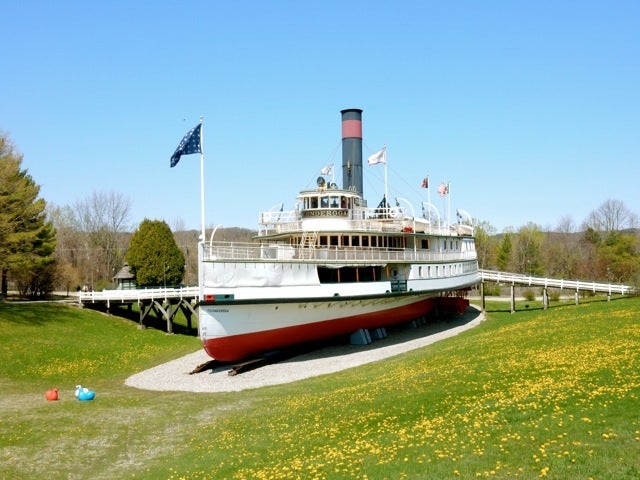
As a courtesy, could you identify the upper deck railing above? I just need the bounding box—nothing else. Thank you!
[258,206,473,237]
[202,242,477,264]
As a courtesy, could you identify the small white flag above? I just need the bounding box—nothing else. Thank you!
[367,145,387,165]
[320,164,333,175]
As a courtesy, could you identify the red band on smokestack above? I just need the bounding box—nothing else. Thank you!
[342,119,362,139]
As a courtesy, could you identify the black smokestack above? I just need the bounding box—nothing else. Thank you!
[340,108,363,196]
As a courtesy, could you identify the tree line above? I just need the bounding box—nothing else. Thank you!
[1,131,638,298]
[475,201,639,284]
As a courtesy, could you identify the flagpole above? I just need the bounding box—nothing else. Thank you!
[384,145,388,213]
[448,181,451,227]
[427,175,431,226]
[440,180,446,230]
[199,116,205,242]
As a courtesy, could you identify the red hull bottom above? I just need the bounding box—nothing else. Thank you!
[203,297,436,362]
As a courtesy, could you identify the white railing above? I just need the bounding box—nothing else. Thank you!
[479,270,635,295]
[203,241,477,264]
[78,286,199,303]
[257,207,469,237]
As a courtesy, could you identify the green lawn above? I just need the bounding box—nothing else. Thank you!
[1,297,638,479]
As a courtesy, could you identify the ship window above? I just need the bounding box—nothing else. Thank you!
[321,197,329,208]
[330,236,339,246]
[319,236,328,246]
[371,236,377,247]
[310,197,318,209]
[330,196,339,208]
[352,236,360,247]
[418,266,423,278]
[362,236,369,247]
[421,239,429,249]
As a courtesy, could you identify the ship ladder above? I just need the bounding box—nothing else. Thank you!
[299,231,318,259]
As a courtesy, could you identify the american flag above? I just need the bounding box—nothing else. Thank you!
[170,123,202,167]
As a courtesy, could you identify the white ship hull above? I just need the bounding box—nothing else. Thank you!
[199,266,479,361]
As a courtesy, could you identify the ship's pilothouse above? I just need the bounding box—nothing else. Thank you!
[298,176,363,222]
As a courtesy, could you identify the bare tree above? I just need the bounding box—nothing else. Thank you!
[47,203,83,292]
[512,222,544,275]
[543,215,580,278]
[583,199,638,233]
[473,220,497,269]
[74,190,132,289]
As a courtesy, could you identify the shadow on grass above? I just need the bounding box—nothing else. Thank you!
[0,301,76,326]
[83,302,198,337]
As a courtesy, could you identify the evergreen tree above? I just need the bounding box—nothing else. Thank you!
[0,133,57,298]
[496,233,512,271]
[126,219,185,286]
[597,232,639,283]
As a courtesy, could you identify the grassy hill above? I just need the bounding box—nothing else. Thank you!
[1,298,638,479]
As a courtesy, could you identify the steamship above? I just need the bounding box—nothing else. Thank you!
[198,109,480,362]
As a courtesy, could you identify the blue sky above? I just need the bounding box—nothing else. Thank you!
[3,1,639,233]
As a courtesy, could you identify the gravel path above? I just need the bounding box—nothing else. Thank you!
[125,306,484,393]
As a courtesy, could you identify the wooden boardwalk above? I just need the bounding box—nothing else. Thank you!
[78,286,199,333]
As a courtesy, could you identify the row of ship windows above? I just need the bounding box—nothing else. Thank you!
[414,261,477,279]
[297,235,469,251]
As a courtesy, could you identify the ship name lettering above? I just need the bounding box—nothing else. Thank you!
[302,209,348,218]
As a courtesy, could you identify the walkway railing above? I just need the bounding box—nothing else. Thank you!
[78,286,199,304]
[479,269,635,295]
